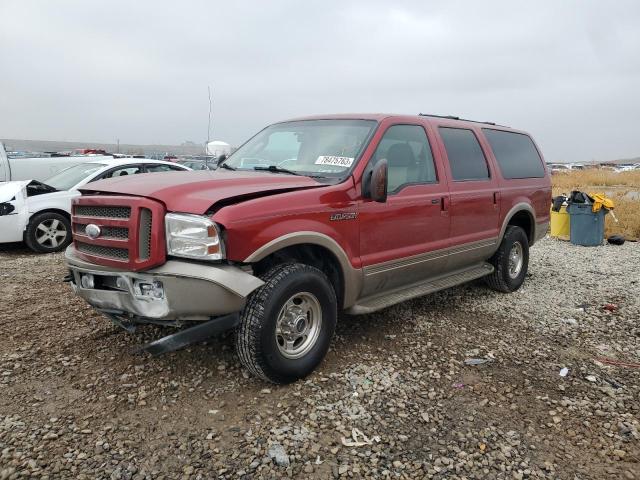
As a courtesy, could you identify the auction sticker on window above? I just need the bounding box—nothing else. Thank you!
[315,156,354,168]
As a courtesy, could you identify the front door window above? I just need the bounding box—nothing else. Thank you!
[368,124,437,193]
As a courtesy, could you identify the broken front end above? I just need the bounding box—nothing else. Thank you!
[64,195,263,354]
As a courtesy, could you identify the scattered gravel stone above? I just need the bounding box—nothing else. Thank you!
[267,443,290,467]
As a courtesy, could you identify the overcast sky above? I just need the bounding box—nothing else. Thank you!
[1,1,639,162]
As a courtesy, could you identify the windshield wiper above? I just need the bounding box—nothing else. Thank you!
[254,165,327,179]
[218,162,236,171]
[253,165,302,176]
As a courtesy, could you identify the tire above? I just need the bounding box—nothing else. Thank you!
[236,263,337,384]
[25,212,72,253]
[485,225,529,293]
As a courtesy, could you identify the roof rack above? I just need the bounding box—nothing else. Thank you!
[418,113,498,126]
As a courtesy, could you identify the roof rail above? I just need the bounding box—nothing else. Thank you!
[418,113,498,126]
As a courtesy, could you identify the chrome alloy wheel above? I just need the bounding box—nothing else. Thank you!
[275,292,322,359]
[508,241,524,279]
[36,219,67,248]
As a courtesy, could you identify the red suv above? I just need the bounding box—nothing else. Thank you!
[65,114,551,383]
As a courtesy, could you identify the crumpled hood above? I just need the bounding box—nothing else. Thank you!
[79,170,325,214]
[0,180,30,203]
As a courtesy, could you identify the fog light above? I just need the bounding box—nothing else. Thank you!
[115,277,128,290]
[134,279,164,299]
[80,274,95,289]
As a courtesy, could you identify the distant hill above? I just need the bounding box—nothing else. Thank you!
[551,156,640,165]
[1,138,206,156]
[600,156,640,165]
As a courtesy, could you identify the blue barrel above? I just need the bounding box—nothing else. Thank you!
[567,203,606,246]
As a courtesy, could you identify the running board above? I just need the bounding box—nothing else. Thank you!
[347,263,494,315]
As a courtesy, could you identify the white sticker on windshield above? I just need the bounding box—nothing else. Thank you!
[315,156,354,168]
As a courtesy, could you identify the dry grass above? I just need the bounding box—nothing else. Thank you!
[551,169,640,240]
[551,169,640,190]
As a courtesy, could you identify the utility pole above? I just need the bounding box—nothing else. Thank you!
[206,86,212,154]
[117,139,120,154]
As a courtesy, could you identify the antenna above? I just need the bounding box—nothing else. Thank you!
[206,86,213,152]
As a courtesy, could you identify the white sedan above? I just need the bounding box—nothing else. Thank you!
[0,159,190,253]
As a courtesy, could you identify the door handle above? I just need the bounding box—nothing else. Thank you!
[431,198,439,204]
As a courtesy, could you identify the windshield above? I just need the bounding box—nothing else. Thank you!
[44,163,106,190]
[224,119,377,178]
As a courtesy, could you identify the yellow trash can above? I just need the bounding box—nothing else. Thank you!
[550,206,570,238]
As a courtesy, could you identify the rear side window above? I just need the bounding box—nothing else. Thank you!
[99,165,143,179]
[145,164,187,173]
[483,129,545,179]
[439,128,489,181]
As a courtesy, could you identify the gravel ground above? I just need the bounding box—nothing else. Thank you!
[0,238,638,479]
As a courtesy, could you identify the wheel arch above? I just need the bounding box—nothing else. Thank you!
[244,232,362,309]
[499,203,536,246]
[25,208,72,234]
[29,208,72,222]
[23,208,73,251]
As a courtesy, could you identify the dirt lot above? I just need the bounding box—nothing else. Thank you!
[0,238,638,479]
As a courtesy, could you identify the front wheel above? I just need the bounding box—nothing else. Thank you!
[236,263,337,384]
[25,212,72,253]
[485,225,529,293]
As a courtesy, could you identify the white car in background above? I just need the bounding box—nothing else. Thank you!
[0,142,118,182]
[0,159,190,253]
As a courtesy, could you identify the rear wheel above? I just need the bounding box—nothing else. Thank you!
[236,263,337,384]
[25,212,72,253]
[485,225,529,293]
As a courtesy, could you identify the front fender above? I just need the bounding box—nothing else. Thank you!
[240,227,363,309]
[27,191,77,215]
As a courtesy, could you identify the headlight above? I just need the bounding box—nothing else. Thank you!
[165,213,225,261]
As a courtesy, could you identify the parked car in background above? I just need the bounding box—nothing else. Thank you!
[0,142,116,182]
[64,113,551,384]
[0,159,190,253]
[615,163,640,172]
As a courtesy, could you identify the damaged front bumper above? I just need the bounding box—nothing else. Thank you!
[65,245,263,323]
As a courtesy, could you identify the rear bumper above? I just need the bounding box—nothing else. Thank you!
[64,246,264,322]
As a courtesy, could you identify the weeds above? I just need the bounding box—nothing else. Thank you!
[551,169,640,239]
[552,169,640,190]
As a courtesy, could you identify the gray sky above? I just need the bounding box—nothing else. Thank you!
[1,1,639,162]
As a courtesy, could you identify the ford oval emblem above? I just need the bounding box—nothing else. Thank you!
[85,224,101,239]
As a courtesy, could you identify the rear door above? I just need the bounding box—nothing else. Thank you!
[358,122,451,296]
[435,126,500,270]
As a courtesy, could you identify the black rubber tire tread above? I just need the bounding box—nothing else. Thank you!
[236,263,337,384]
[484,225,529,293]
[24,212,72,253]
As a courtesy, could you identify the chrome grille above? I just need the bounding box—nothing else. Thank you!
[76,224,129,240]
[75,206,131,219]
[76,242,129,260]
[71,195,165,270]
[138,208,152,260]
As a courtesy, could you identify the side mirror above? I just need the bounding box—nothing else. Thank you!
[368,159,388,203]
[216,154,227,165]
